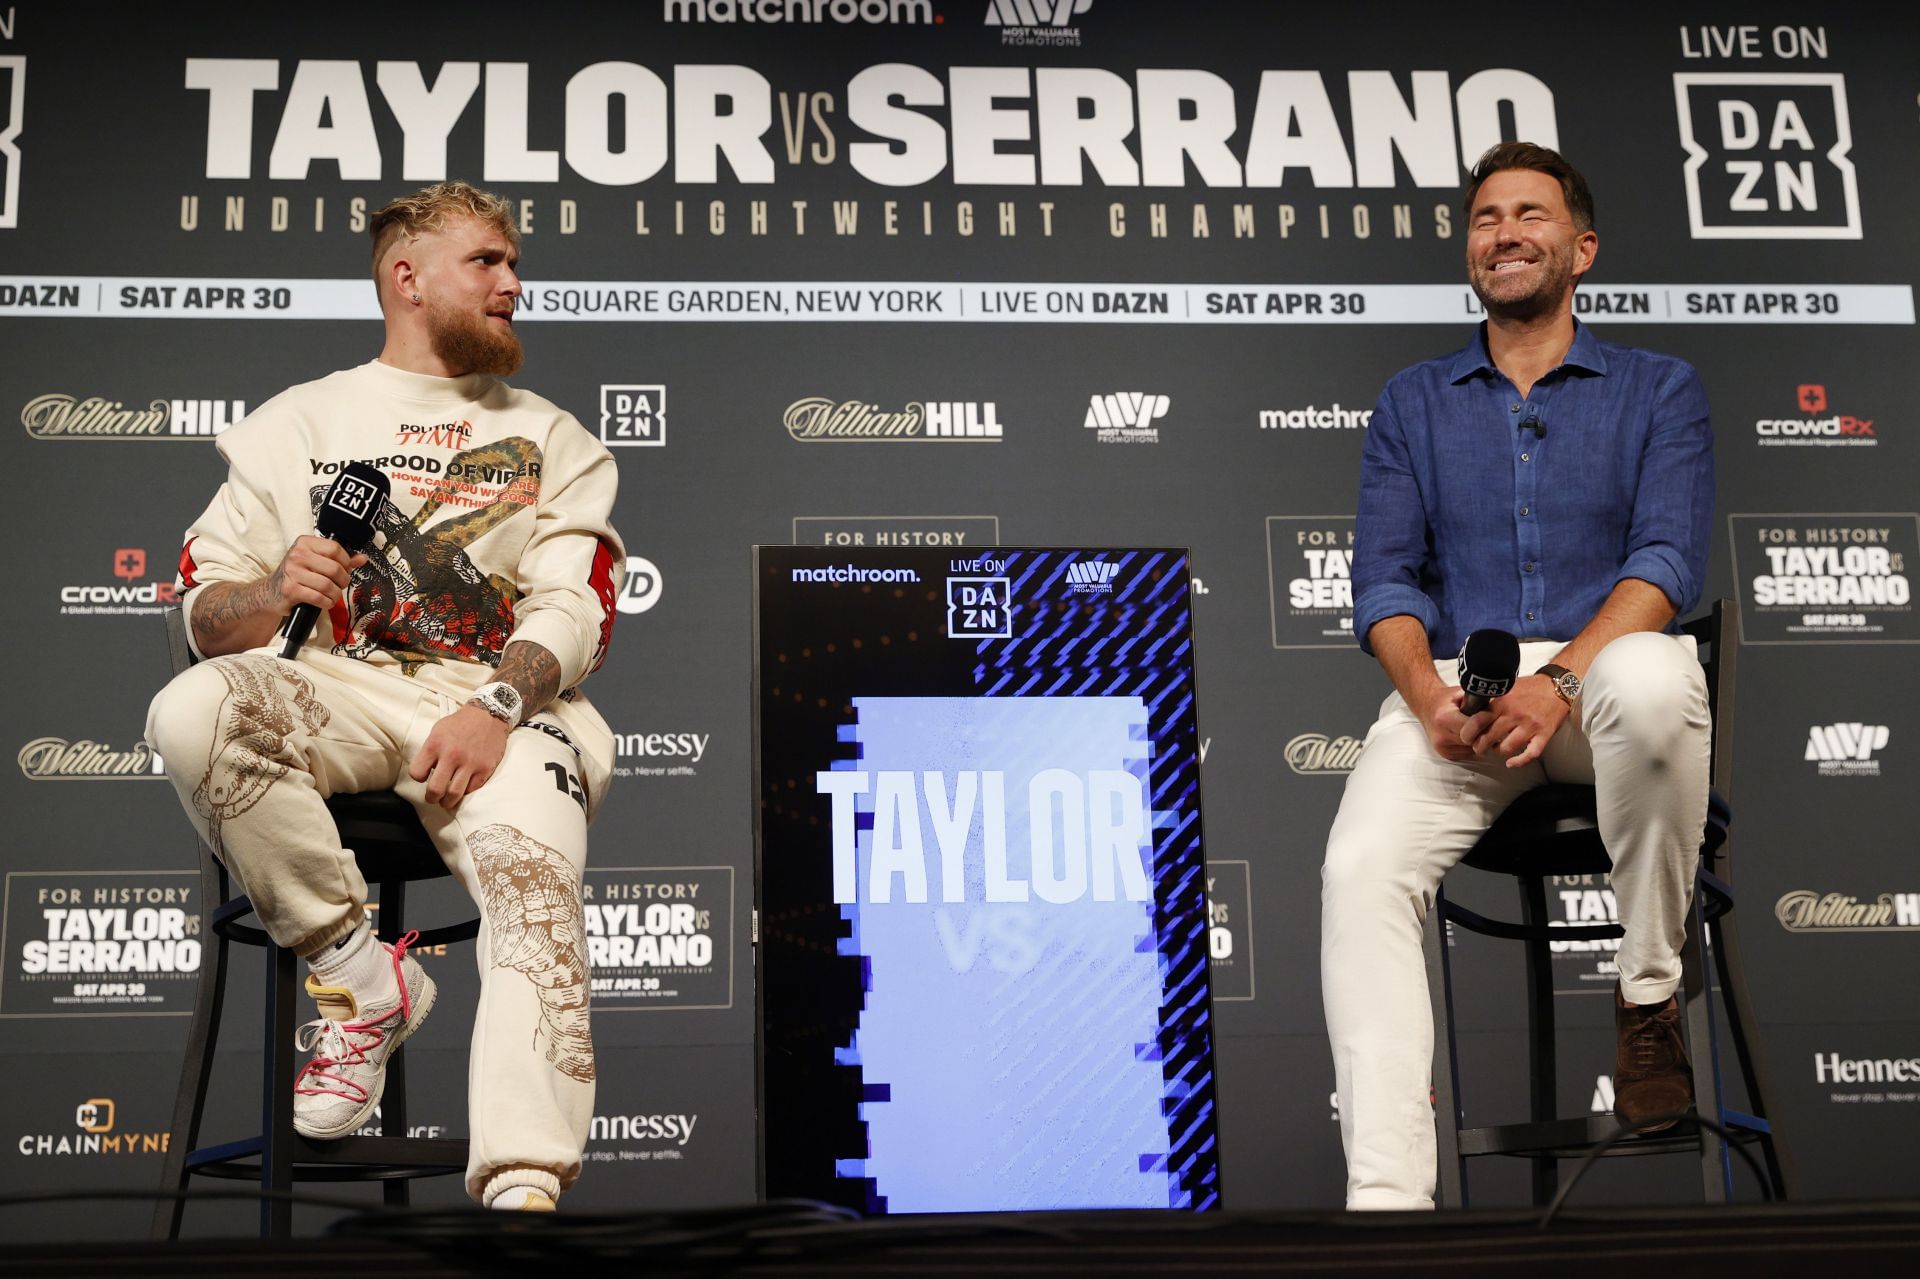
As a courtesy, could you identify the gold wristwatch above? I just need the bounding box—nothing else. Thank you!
[1535,663,1582,707]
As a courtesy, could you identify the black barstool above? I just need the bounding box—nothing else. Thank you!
[1423,599,1795,1206]
[153,605,479,1238]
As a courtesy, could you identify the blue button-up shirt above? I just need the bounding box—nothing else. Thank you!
[1352,320,1713,656]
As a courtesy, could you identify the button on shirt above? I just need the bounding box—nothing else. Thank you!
[1352,321,1713,656]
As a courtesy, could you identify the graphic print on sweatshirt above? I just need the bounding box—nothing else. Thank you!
[312,436,542,673]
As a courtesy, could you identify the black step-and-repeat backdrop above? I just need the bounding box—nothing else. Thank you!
[3,1,1917,1234]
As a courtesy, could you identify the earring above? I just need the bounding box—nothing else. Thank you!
[412,293,421,304]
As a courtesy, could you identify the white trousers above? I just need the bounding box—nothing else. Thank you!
[1320,633,1710,1210]
[146,647,596,1203]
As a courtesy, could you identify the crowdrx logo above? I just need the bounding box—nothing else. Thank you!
[1673,73,1862,240]
[59,550,178,617]
[1085,393,1168,445]
[17,1097,170,1157]
[1806,723,1888,777]
[21,394,246,440]
[1755,383,1875,447]
[987,0,1092,47]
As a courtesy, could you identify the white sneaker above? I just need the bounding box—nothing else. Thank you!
[292,929,436,1140]
[489,1186,558,1212]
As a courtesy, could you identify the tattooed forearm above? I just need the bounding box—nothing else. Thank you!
[189,573,286,657]
[494,640,563,717]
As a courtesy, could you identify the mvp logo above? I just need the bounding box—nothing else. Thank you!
[1674,73,1860,239]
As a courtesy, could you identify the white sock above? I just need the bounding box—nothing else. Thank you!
[489,1185,557,1211]
[307,921,399,1013]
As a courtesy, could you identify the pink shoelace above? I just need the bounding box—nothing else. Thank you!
[293,930,420,1103]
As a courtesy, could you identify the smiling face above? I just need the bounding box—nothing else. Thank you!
[416,215,523,377]
[1464,168,1598,321]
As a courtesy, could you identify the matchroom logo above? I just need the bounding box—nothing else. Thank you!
[1674,73,1861,239]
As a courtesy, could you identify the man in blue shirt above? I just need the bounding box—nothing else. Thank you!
[1322,143,1713,1210]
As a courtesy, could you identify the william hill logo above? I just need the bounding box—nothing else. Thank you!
[1775,889,1920,933]
[18,738,165,780]
[21,394,245,439]
[1284,732,1363,775]
[1065,560,1120,594]
[784,398,1003,442]
[16,1098,170,1157]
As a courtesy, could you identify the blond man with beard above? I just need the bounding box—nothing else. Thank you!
[1321,144,1714,1209]
[147,181,624,1212]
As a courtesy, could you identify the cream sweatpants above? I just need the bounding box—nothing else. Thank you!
[1320,633,1710,1210]
[146,646,595,1204]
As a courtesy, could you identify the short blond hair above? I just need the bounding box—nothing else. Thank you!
[368,181,519,291]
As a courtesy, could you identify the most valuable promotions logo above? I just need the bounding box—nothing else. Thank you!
[1754,383,1876,447]
[15,1097,171,1158]
[986,0,1093,47]
[1085,392,1168,444]
[1805,723,1888,777]
[1674,72,1861,239]
[20,393,245,440]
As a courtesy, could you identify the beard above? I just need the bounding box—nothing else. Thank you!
[426,299,523,377]
[1466,240,1579,321]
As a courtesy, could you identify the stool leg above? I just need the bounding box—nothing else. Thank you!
[262,943,298,1237]
[151,857,231,1241]
[1681,877,1730,1202]
[1520,876,1558,1207]
[380,877,411,1209]
[1711,906,1795,1199]
[1426,888,1466,1209]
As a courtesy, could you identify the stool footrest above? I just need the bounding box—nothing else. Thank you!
[188,1134,468,1181]
[1459,1114,1771,1161]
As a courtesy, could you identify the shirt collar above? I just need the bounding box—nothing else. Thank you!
[1447,318,1611,384]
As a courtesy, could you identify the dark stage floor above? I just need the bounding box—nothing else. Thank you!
[3,1199,1918,1277]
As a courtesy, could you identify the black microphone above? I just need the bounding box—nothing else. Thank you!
[280,463,389,659]
[1457,628,1520,714]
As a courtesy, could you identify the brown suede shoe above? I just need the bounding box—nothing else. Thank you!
[1613,986,1694,1132]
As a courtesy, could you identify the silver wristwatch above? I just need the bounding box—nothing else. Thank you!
[1535,663,1582,707]
[467,681,525,726]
